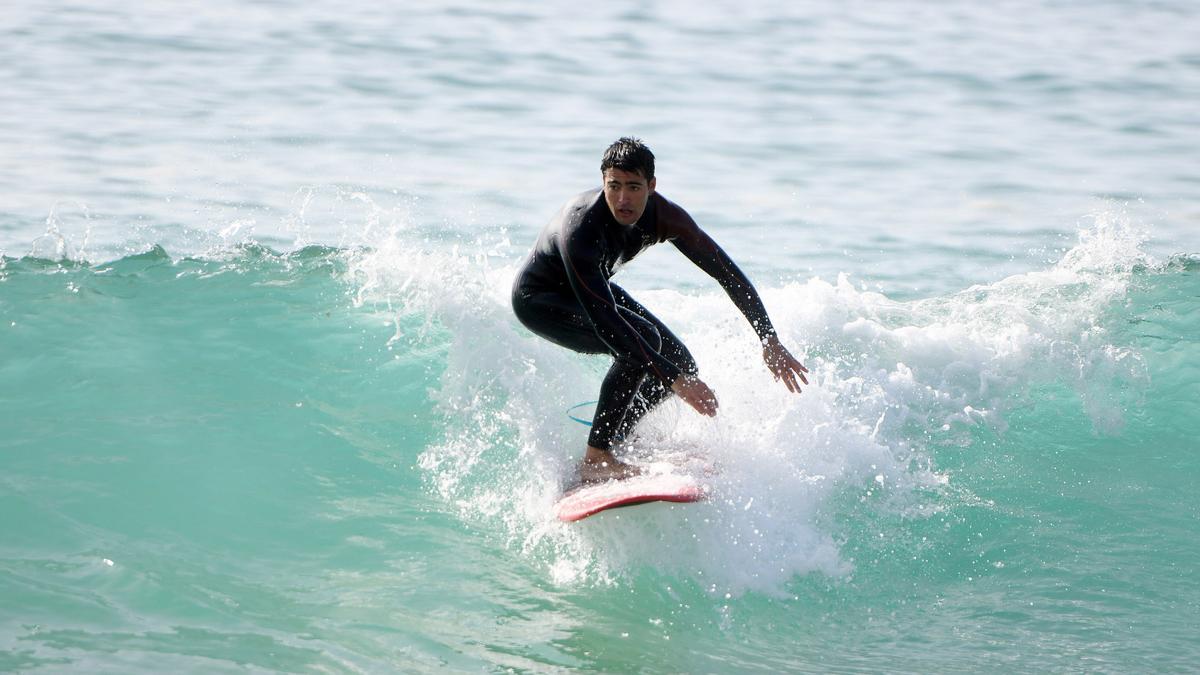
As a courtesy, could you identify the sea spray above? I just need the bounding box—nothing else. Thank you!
[344,215,1155,597]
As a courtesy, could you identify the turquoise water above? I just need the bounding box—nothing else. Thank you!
[4,1,1200,672]
[3,235,1197,672]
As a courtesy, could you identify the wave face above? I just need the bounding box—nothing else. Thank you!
[4,223,1195,671]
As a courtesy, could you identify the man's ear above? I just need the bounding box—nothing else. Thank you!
[648,177,657,193]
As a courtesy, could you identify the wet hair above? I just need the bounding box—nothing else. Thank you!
[600,137,655,181]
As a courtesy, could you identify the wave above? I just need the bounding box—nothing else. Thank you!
[345,215,1193,595]
[3,215,1193,598]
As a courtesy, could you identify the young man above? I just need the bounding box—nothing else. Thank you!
[512,138,808,484]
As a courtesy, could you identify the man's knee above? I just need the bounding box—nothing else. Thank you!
[617,307,663,352]
[633,321,662,352]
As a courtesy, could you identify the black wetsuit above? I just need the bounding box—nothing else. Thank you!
[512,188,776,450]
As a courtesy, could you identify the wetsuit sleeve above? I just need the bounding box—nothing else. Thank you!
[560,226,683,384]
[669,222,779,343]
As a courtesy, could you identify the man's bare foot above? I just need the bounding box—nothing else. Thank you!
[579,446,641,484]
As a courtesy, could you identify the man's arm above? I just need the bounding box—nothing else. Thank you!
[659,197,810,392]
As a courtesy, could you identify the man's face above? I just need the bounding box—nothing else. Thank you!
[603,168,656,225]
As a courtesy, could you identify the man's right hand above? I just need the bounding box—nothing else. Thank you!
[671,374,719,417]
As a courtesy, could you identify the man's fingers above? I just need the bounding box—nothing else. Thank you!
[785,366,807,393]
[789,358,810,385]
[773,362,806,393]
[765,348,811,393]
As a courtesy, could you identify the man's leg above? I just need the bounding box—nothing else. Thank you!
[566,300,673,482]
[607,286,698,444]
[586,314,662,452]
[514,284,679,447]
[512,284,688,482]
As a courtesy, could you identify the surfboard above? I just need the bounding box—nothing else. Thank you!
[554,473,706,522]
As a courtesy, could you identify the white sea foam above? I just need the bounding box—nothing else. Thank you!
[348,210,1151,595]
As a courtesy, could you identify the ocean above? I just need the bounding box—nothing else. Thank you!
[2,1,1198,672]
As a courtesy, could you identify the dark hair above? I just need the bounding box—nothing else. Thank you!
[600,137,655,181]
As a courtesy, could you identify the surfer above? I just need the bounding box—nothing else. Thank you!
[512,137,808,484]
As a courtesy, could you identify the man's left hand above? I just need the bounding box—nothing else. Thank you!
[762,336,809,393]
